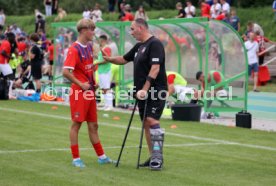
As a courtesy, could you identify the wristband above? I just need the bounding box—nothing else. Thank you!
[146,76,155,84]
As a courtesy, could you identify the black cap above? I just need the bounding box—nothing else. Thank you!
[196,71,203,80]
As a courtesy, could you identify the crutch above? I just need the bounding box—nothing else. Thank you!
[136,98,148,169]
[115,100,138,167]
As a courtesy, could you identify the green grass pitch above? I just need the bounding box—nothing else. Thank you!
[0,100,276,186]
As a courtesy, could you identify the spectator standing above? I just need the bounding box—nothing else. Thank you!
[35,15,46,33]
[134,5,149,21]
[245,32,259,92]
[29,33,43,95]
[185,0,196,18]
[244,21,264,40]
[0,9,6,26]
[175,2,186,18]
[255,31,276,65]
[108,0,116,13]
[44,0,52,16]
[34,10,45,33]
[35,9,45,22]
[118,0,126,13]
[210,0,221,19]
[229,9,240,32]
[52,0,58,15]
[91,3,103,23]
[273,0,276,22]
[54,8,67,22]
[200,0,211,18]
[221,0,230,15]
[121,4,134,21]
[82,8,91,19]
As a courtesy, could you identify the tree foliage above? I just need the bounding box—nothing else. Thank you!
[0,0,274,15]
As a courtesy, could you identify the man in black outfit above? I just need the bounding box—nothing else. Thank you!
[29,33,43,94]
[103,18,167,170]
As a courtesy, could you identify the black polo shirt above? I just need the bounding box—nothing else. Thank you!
[123,36,167,92]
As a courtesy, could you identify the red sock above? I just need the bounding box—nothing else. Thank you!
[93,142,105,157]
[70,144,80,159]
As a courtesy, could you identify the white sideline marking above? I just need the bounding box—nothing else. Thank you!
[0,143,224,154]
[1,107,276,152]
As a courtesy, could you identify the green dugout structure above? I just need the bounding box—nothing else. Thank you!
[51,17,248,114]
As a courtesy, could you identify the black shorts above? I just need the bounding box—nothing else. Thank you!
[258,56,264,65]
[138,92,167,121]
[31,64,42,80]
[49,60,54,65]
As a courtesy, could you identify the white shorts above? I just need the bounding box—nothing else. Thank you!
[99,71,111,89]
[0,64,13,76]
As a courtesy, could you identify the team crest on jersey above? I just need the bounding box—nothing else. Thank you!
[141,47,146,53]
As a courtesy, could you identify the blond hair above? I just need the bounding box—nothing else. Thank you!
[176,2,182,8]
[76,18,96,32]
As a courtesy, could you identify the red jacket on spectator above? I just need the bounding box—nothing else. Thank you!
[201,3,211,18]
[121,12,134,21]
[17,41,27,54]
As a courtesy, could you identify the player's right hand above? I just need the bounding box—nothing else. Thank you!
[80,82,91,91]
[103,56,111,62]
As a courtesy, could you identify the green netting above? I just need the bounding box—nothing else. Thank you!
[51,18,248,113]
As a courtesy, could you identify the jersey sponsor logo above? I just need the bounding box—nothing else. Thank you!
[152,58,159,62]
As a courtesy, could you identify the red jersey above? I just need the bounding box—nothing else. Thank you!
[167,74,176,85]
[48,44,54,61]
[0,40,11,64]
[17,41,27,53]
[201,4,211,18]
[202,71,221,89]
[63,42,95,89]
[255,35,269,52]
